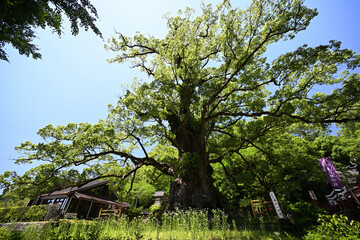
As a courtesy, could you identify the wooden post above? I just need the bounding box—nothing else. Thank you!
[337,200,343,211]
[117,208,122,220]
[98,208,103,220]
[64,197,73,215]
[250,200,257,218]
[86,201,94,220]
[324,203,330,212]
[75,199,81,213]
[348,188,360,207]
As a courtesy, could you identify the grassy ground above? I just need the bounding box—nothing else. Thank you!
[1,209,359,239]
[0,209,291,239]
[0,222,286,240]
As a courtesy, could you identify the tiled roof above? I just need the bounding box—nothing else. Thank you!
[153,190,165,197]
[74,192,130,208]
[40,180,109,197]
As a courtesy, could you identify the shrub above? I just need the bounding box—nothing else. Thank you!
[0,224,23,240]
[24,206,48,221]
[21,224,42,240]
[39,220,103,240]
[304,214,360,240]
[0,227,11,240]
[287,201,326,231]
[149,204,161,213]
[0,205,47,223]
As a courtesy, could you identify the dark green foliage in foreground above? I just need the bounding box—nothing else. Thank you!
[286,201,327,232]
[304,214,360,240]
[0,209,283,239]
[0,0,102,62]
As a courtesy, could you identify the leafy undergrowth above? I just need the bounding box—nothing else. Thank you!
[0,205,48,223]
[0,222,283,240]
[0,209,285,240]
[1,210,359,240]
[304,214,360,240]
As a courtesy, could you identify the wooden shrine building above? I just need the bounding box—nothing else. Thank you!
[26,180,130,219]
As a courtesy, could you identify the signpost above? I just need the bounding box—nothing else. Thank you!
[308,190,317,200]
[65,213,78,219]
[269,192,284,219]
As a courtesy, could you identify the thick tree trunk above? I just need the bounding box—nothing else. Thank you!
[168,157,223,210]
[166,113,222,210]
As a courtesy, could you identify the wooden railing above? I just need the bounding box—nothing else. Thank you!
[98,208,122,220]
[250,199,275,218]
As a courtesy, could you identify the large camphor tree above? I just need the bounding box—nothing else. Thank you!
[5,0,360,210]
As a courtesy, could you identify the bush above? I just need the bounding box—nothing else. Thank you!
[24,206,48,221]
[0,224,23,240]
[0,227,11,240]
[287,201,326,231]
[149,204,161,213]
[304,214,360,240]
[0,205,48,223]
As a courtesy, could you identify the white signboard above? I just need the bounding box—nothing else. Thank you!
[65,213,78,219]
[269,192,284,219]
[308,190,317,200]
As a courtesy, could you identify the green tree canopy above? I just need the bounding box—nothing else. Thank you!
[0,0,102,62]
[212,123,332,208]
[3,0,360,210]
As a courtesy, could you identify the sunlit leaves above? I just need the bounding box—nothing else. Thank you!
[0,0,102,61]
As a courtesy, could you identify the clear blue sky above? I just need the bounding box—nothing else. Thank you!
[0,0,360,177]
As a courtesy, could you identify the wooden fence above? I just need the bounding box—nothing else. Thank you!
[98,208,123,220]
[318,196,360,213]
[250,199,276,218]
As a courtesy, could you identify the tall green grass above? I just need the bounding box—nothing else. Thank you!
[0,209,285,240]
